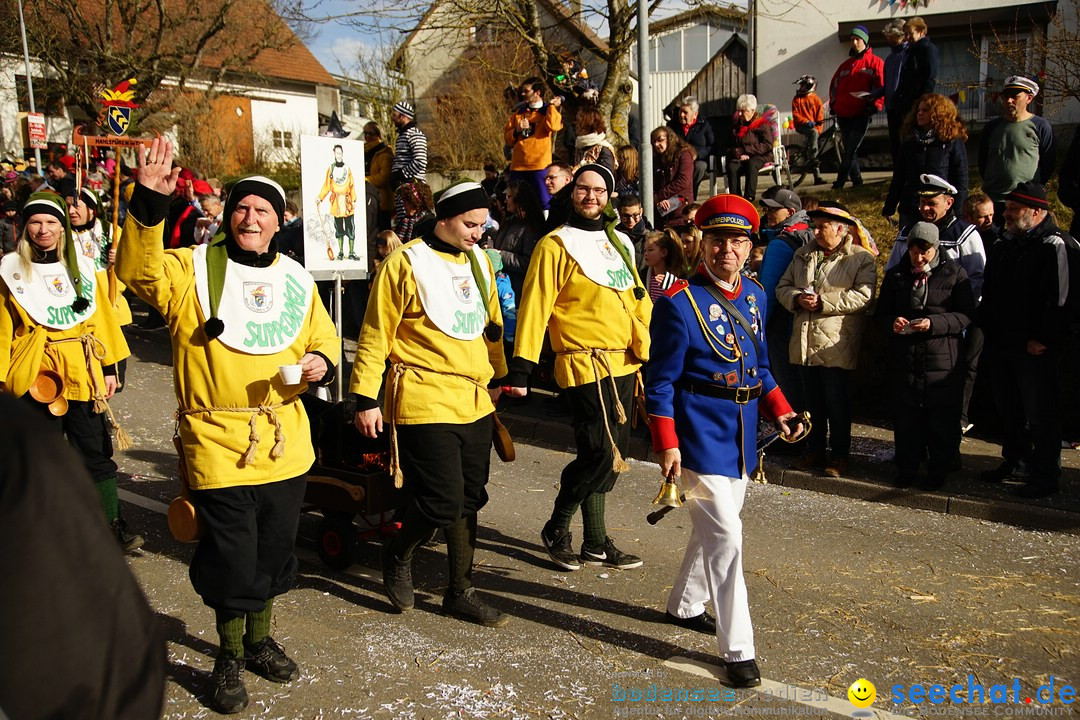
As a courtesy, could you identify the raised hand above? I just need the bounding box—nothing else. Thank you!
[137,137,181,196]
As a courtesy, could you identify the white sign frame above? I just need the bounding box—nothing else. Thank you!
[299,134,368,280]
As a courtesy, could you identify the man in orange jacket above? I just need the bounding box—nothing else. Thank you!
[505,77,563,210]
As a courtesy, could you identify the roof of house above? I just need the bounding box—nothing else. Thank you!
[390,0,613,70]
[649,4,746,36]
[7,0,335,87]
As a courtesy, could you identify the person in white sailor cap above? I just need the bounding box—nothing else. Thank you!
[117,138,340,714]
[977,75,1056,210]
[351,179,511,629]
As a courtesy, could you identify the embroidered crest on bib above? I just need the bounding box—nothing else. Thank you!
[453,276,473,304]
[45,274,68,297]
[244,282,273,313]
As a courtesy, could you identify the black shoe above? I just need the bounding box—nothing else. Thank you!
[851,178,864,187]
[210,655,248,714]
[580,537,643,569]
[892,472,916,489]
[831,182,845,190]
[442,587,510,628]
[665,611,716,634]
[980,462,1024,484]
[111,518,144,552]
[541,525,581,571]
[336,252,344,260]
[1014,480,1060,499]
[917,473,946,492]
[381,547,415,611]
[813,175,826,186]
[244,636,298,683]
[725,659,761,688]
[348,253,360,261]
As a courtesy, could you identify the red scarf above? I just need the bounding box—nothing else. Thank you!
[736,114,768,140]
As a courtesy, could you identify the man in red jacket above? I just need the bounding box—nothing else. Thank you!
[828,25,884,190]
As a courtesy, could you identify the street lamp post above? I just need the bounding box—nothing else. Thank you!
[16,0,44,172]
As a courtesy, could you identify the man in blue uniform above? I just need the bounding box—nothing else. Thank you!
[646,194,800,689]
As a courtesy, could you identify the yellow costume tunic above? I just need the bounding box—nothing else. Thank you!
[0,260,129,401]
[72,221,133,326]
[350,238,506,424]
[514,228,652,388]
[117,212,340,491]
[317,163,356,218]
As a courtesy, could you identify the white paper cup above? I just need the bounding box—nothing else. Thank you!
[278,364,303,385]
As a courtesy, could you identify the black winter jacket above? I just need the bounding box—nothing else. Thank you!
[883,131,968,218]
[876,256,974,403]
[980,215,1074,351]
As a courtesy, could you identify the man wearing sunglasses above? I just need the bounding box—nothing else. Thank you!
[504,76,563,210]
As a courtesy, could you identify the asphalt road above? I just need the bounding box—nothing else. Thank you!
[109,328,1079,720]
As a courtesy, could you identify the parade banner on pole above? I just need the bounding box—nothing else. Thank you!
[72,78,156,304]
[299,135,367,279]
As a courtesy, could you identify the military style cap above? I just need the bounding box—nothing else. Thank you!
[696,194,760,235]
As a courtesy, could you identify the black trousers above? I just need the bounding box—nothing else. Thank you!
[960,326,985,426]
[726,156,767,200]
[800,366,852,458]
[765,317,803,411]
[28,396,117,482]
[987,346,1062,479]
[555,373,634,513]
[189,474,307,618]
[396,415,493,527]
[894,395,962,478]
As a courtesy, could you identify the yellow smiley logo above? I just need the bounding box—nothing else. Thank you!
[848,678,876,708]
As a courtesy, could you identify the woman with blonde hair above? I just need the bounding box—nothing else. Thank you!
[0,192,137,549]
[882,93,969,228]
[651,126,696,225]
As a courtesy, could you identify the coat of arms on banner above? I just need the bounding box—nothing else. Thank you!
[99,78,140,137]
[454,277,472,303]
[45,274,67,296]
[244,282,273,312]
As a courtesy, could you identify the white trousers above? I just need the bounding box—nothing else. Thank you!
[666,469,755,662]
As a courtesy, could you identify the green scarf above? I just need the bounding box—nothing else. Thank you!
[601,203,646,300]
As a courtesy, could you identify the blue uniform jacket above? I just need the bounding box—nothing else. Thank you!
[646,272,791,478]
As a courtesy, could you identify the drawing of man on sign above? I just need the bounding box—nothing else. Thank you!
[316,145,357,261]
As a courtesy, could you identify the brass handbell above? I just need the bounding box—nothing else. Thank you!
[652,469,684,508]
[751,447,768,484]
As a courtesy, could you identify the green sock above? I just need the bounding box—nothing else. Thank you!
[549,501,580,534]
[581,492,607,548]
[245,598,273,646]
[215,612,246,658]
[94,477,119,523]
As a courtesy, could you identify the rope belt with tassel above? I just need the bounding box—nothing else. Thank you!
[177,396,297,465]
[45,334,133,451]
[558,348,631,473]
[386,362,488,488]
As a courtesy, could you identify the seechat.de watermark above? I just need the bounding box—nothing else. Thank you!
[890,676,1075,707]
